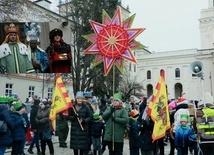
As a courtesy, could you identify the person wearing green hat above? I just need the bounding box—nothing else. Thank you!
[0,96,14,155]
[90,113,104,155]
[102,93,128,155]
[174,114,195,155]
[10,101,28,155]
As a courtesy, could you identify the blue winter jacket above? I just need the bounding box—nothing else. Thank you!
[0,104,14,146]
[174,125,194,148]
[128,118,139,149]
[10,111,26,141]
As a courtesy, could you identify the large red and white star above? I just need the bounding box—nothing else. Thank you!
[83,8,145,75]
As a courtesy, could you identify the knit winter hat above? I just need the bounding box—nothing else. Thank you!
[177,97,188,106]
[76,91,84,98]
[130,109,139,118]
[92,98,98,104]
[84,92,93,98]
[113,93,122,102]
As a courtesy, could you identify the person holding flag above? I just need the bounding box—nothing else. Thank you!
[138,96,155,155]
[147,69,170,143]
[68,91,92,155]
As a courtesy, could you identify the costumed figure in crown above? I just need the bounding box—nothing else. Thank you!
[45,28,71,73]
[24,22,49,73]
[0,23,35,73]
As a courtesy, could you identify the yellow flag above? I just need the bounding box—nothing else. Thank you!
[147,70,170,142]
[49,74,73,131]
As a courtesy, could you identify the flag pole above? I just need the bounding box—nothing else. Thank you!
[72,107,84,131]
[112,64,115,151]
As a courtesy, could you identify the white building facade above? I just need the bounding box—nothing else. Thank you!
[137,1,214,101]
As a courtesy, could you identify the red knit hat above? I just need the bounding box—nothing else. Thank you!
[177,97,188,105]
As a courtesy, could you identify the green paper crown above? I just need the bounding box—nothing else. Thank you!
[13,101,23,110]
[0,96,15,103]
[180,114,189,122]
[113,93,122,101]
[0,96,9,103]
[93,113,100,120]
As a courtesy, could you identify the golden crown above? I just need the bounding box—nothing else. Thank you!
[4,23,19,35]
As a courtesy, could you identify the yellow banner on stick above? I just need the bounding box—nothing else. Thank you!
[49,74,73,131]
[147,70,170,142]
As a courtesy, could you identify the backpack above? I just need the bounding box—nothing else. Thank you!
[0,120,7,133]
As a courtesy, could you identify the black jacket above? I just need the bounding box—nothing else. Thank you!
[68,104,92,150]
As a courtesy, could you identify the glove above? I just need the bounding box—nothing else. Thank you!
[112,117,115,122]
[110,107,115,113]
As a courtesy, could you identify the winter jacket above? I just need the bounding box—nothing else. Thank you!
[35,105,52,132]
[173,107,190,132]
[137,111,155,151]
[0,104,14,146]
[30,100,40,130]
[102,106,128,143]
[10,111,26,141]
[128,118,139,149]
[174,125,193,148]
[90,120,104,138]
[68,104,92,150]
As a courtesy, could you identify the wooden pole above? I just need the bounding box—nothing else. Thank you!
[73,107,84,131]
[112,64,115,151]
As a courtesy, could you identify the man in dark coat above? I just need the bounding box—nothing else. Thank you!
[138,105,155,155]
[57,112,69,148]
[28,97,41,154]
[0,98,14,155]
[68,91,92,155]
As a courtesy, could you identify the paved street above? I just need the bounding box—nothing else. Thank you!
[5,135,175,155]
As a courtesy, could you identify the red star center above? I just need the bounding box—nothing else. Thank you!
[97,25,129,58]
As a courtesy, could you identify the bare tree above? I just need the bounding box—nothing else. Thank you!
[119,66,145,101]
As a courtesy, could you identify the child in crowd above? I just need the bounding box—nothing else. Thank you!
[90,113,104,155]
[129,109,140,155]
[175,114,195,155]
[10,101,27,155]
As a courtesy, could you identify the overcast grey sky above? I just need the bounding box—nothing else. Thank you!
[50,0,208,52]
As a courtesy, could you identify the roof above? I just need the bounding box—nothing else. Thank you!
[33,0,52,4]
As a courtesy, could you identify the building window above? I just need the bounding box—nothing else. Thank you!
[147,70,151,79]
[5,83,13,96]
[29,86,35,97]
[134,64,136,72]
[48,88,53,99]
[175,68,180,78]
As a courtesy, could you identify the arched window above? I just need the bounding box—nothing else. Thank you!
[147,70,151,79]
[175,68,180,78]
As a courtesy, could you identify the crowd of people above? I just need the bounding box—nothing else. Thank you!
[0,91,214,155]
[0,23,71,74]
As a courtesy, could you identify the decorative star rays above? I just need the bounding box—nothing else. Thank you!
[83,7,145,76]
